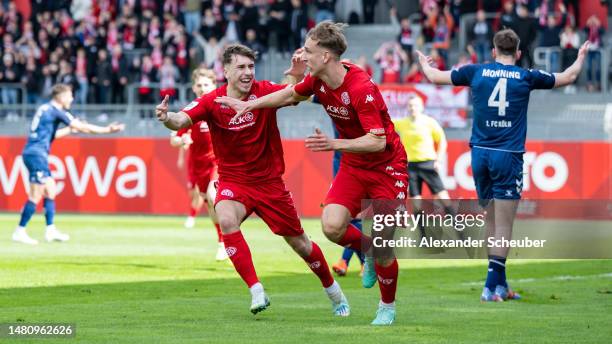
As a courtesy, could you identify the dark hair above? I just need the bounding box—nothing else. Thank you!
[222,44,257,66]
[51,84,72,98]
[306,21,348,58]
[493,29,520,56]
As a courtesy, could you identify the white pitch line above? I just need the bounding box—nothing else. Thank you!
[461,272,612,286]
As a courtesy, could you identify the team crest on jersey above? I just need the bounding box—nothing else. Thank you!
[248,94,257,101]
[220,189,234,198]
[341,91,350,105]
[183,101,199,111]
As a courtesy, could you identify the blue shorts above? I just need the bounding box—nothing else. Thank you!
[471,147,523,207]
[22,154,51,184]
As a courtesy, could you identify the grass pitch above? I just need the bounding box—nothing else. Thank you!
[0,214,610,343]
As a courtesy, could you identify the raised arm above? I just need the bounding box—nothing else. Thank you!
[155,95,192,130]
[305,128,386,154]
[416,50,453,85]
[69,119,125,134]
[553,41,589,88]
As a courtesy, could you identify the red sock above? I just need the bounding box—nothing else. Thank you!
[223,231,259,288]
[189,206,197,217]
[214,223,223,243]
[375,259,398,304]
[303,241,334,288]
[337,223,371,253]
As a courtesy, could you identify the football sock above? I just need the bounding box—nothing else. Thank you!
[223,231,259,288]
[18,200,37,227]
[341,248,354,265]
[189,206,197,217]
[304,242,334,288]
[337,223,371,253]
[375,258,399,304]
[43,198,55,226]
[485,255,507,290]
[214,223,223,242]
[324,280,344,304]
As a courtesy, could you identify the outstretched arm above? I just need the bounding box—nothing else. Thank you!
[416,50,453,85]
[305,128,386,153]
[69,119,125,134]
[553,41,589,88]
[156,95,192,130]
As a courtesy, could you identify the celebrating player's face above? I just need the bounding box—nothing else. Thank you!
[302,38,326,77]
[224,54,255,94]
[192,76,216,97]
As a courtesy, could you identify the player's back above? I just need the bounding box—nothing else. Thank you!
[23,102,74,157]
[451,62,555,152]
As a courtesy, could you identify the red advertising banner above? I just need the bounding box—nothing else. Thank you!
[378,84,469,128]
[1,137,611,217]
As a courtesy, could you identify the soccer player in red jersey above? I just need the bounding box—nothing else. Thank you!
[170,67,227,261]
[155,44,349,317]
[215,22,408,325]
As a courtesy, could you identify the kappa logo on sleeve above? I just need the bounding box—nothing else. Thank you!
[365,94,374,103]
[183,101,199,111]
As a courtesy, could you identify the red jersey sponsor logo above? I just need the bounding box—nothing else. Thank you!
[325,105,350,120]
[228,112,255,130]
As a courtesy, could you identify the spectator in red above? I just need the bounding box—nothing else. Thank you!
[560,25,580,93]
[396,17,414,64]
[138,55,157,109]
[404,62,425,84]
[585,15,604,92]
[159,56,180,102]
[374,41,408,84]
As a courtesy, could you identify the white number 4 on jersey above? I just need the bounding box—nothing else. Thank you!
[488,78,509,116]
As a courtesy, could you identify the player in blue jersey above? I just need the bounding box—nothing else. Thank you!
[416,29,589,301]
[12,84,125,245]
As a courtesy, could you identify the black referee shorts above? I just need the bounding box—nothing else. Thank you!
[408,160,446,197]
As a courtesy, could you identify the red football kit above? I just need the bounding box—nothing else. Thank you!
[294,62,409,217]
[177,121,218,191]
[180,80,303,237]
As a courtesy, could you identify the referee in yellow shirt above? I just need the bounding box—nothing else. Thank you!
[394,95,454,237]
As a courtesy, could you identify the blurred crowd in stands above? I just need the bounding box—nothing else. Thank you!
[375,0,608,93]
[0,0,609,114]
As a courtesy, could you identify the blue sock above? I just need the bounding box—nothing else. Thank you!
[357,250,365,265]
[485,255,507,290]
[43,198,55,226]
[341,248,354,264]
[350,218,362,230]
[18,200,37,227]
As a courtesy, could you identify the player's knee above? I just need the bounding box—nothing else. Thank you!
[321,218,346,242]
[217,215,239,234]
[285,235,310,257]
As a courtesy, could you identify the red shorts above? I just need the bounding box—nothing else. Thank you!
[325,162,408,218]
[187,164,218,192]
[215,178,304,237]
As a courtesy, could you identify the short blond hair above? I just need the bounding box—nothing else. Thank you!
[191,67,216,83]
[51,84,72,99]
[306,21,348,58]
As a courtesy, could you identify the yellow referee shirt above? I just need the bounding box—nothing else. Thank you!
[393,115,445,162]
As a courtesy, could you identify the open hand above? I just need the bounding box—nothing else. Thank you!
[108,122,125,133]
[215,96,250,122]
[305,128,334,152]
